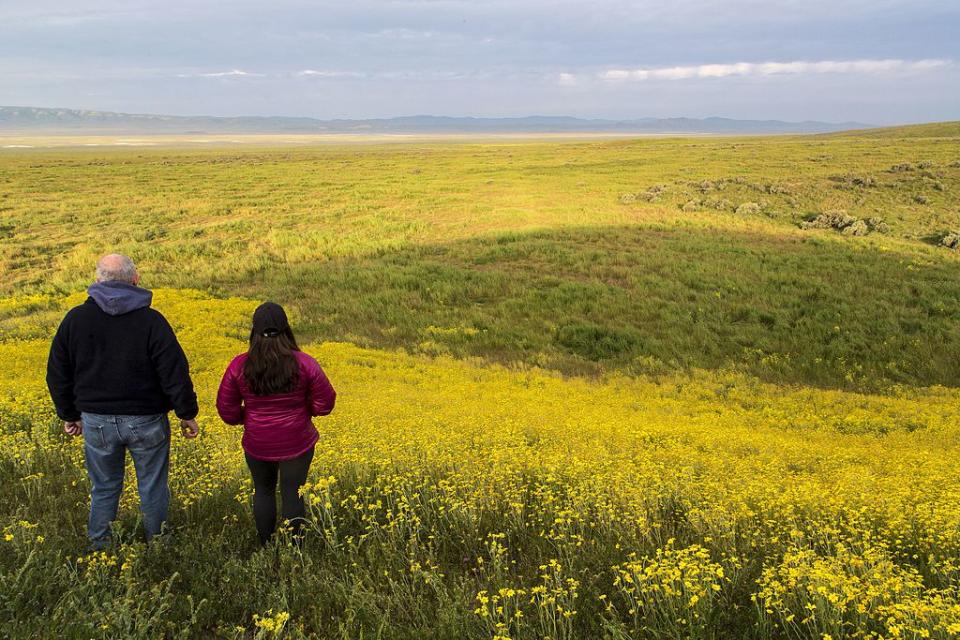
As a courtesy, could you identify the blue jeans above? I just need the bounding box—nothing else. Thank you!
[81,412,171,547]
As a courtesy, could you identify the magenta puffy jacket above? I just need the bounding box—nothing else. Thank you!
[216,351,336,461]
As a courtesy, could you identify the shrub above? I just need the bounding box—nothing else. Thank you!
[800,210,856,231]
[620,185,668,204]
[642,184,667,202]
[800,211,888,237]
[764,183,792,194]
[842,219,870,236]
[703,197,732,210]
[830,174,876,189]
[941,232,960,250]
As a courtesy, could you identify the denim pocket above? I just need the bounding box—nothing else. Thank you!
[83,424,107,449]
[80,414,108,449]
[127,414,169,449]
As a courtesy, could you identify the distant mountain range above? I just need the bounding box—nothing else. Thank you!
[0,106,871,135]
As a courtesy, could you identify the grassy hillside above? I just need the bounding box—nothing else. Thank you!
[2,130,960,638]
[828,120,960,139]
[2,289,960,638]
[3,133,959,390]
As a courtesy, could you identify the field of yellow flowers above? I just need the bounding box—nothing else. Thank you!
[2,288,960,638]
[2,126,960,638]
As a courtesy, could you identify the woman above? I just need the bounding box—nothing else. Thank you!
[216,302,336,545]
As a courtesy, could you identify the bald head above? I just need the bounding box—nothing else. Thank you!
[96,254,139,285]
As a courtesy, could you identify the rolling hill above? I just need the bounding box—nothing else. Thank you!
[0,106,871,135]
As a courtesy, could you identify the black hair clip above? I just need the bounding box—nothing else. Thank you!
[262,329,282,338]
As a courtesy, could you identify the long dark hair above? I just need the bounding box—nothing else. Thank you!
[243,318,301,395]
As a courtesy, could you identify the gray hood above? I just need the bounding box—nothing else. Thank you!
[87,281,153,316]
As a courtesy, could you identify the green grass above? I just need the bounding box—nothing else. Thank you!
[2,128,960,638]
[220,223,960,389]
[3,131,958,391]
[824,120,960,139]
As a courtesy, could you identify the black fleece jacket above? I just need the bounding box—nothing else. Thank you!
[46,297,199,421]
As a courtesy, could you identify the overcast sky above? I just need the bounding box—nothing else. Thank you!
[1,0,957,123]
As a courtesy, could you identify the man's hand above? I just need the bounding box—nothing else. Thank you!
[63,420,83,436]
[180,418,200,439]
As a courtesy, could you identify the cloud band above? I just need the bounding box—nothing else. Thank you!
[598,58,951,82]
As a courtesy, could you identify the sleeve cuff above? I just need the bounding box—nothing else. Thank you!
[175,408,199,421]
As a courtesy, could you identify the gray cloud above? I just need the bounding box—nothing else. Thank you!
[0,1,957,123]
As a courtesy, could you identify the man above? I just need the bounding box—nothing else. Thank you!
[46,254,200,549]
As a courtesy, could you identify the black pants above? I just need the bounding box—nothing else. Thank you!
[244,446,314,544]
